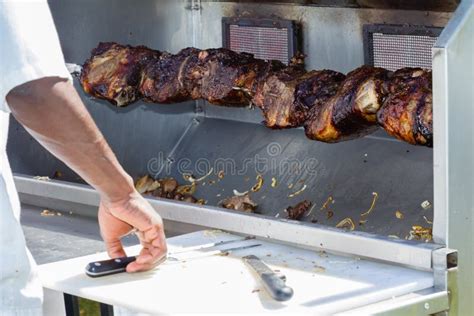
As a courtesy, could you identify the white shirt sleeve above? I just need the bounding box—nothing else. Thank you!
[0,0,72,113]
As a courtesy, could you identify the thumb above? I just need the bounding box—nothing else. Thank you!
[104,238,127,258]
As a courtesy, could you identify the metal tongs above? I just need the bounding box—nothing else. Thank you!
[85,236,261,277]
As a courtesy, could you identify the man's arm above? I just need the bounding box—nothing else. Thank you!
[7,76,167,272]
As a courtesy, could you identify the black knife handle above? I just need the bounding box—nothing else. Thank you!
[85,256,136,278]
[261,272,294,301]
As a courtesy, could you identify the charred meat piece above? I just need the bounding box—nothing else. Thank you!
[252,55,304,109]
[377,68,433,147]
[196,48,273,106]
[255,69,345,128]
[251,60,288,108]
[286,200,312,220]
[220,193,258,212]
[140,47,201,103]
[305,66,390,142]
[80,42,161,106]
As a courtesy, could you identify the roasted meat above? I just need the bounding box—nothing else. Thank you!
[80,42,434,147]
[140,47,201,103]
[196,48,275,106]
[254,69,345,128]
[377,68,433,147]
[80,42,161,106]
[140,47,280,106]
[304,66,390,142]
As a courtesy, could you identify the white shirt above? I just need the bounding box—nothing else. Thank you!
[0,1,71,314]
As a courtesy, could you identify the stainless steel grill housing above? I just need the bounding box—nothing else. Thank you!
[6,1,473,314]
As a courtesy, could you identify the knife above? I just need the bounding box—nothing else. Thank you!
[85,242,261,278]
[85,256,140,278]
[243,255,294,301]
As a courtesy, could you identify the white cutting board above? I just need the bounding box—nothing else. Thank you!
[38,230,433,314]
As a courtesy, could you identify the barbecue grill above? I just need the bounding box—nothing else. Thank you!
[7,0,473,314]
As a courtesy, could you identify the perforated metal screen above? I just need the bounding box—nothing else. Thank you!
[364,25,442,71]
[223,18,298,65]
[229,25,289,64]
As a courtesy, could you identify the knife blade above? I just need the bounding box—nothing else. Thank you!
[243,255,294,301]
[167,243,262,261]
[170,236,255,255]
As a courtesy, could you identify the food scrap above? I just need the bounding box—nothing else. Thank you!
[360,192,378,217]
[408,225,432,242]
[395,210,404,219]
[320,196,334,210]
[159,178,178,195]
[182,168,214,183]
[421,200,432,210]
[326,210,334,219]
[251,174,264,192]
[335,217,355,231]
[135,175,201,204]
[220,193,257,212]
[423,216,433,224]
[305,202,317,217]
[217,170,225,179]
[194,168,214,182]
[176,182,197,195]
[40,209,61,217]
[233,189,249,196]
[203,229,223,237]
[271,177,278,188]
[288,184,307,198]
[135,175,155,194]
[318,250,328,258]
[196,199,207,205]
[286,200,312,220]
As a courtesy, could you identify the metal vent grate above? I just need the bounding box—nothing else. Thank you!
[223,18,298,65]
[364,24,443,70]
[228,25,289,63]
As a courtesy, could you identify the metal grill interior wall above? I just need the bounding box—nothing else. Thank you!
[7,0,453,238]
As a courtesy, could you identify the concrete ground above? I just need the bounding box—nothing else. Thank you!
[20,204,139,265]
[20,204,199,265]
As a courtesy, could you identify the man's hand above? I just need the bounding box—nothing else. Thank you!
[7,77,167,272]
[99,192,167,273]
